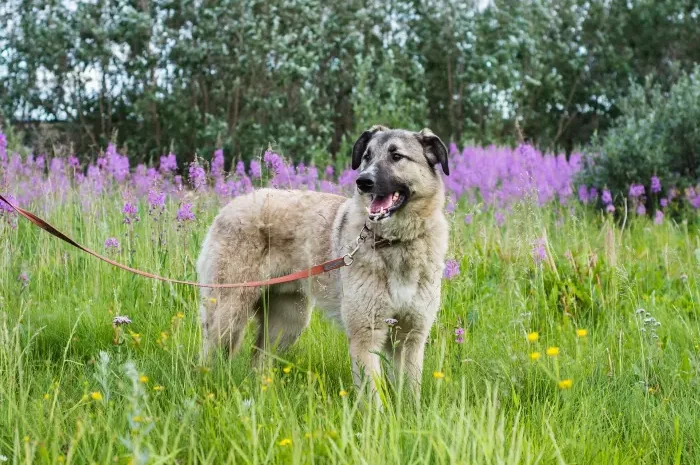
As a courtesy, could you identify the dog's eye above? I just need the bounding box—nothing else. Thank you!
[392,153,403,162]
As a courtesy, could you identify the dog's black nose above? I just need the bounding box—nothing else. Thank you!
[356,175,375,193]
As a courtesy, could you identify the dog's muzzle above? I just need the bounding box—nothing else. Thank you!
[356,174,408,222]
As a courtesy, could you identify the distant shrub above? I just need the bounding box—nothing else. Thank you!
[580,65,700,215]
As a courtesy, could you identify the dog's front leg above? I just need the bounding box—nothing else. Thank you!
[349,333,387,408]
[392,330,428,403]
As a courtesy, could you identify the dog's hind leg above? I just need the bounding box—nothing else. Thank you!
[252,292,310,368]
[202,288,261,361]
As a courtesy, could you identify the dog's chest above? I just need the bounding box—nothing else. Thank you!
[387,273,419,308]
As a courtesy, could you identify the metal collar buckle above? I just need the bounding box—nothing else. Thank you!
[343,223,372,266]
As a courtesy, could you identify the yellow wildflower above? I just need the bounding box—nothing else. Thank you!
[558,379,573,390]
[130,332,141,345]
[157,331,169,345]
[433,371,445,379]
[546,347,560,357]
[132,416,143,423]
[527,332,539,342]
[43,393,50,400]
[153,385,165,392]
[283,366,292,374]
[278,438,292,447]
[529,352,541,361]
[209,298,217,304]
[176,312,185,319]
[90,391,103,401]
[139,375,149,383]
[576,329,588,338]
[339,390,348,397]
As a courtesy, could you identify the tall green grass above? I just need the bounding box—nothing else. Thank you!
[1,193,699,464]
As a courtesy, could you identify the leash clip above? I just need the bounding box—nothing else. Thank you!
[343,223,372,266]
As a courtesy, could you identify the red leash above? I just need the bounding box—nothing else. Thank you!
[0,193,360,288]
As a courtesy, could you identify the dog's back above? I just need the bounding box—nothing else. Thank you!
[196,188,347,362]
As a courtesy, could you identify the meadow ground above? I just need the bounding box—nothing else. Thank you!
[1,189,699,465]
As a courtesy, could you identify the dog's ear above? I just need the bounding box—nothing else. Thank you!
[417,128,449,176]
[352,125,388,170]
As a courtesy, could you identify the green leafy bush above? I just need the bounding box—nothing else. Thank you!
[581,65,700,209]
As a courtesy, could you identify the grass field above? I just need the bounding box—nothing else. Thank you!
[2,186,699,464]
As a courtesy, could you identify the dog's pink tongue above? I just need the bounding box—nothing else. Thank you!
[370,196,393,213]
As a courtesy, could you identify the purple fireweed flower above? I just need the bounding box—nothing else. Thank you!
[338,169,358,189]
[214,179,230,197]
[211,149,225,176]
[173,175,183,190]
[160,153,178,174]
[606,204,615,213]
[324,166,334,179]
[384,318,398,326]
[0,194,17,214]
[188,162,206,191]
[104,237,120,251]
[531,238,547,264]
[455,327,465,344]
[235,161,246,177]
[494,211,505,227]
[68,155,80,169]
[263,151,284,174]
[602,189,612,205]
[687,188,700,209]
[588,187,598,201]
[650,176,661,194]
[654,210,664,225]
[147,189,166,214]
[636,203,646,216]
[0,132,7,163]
[176,203,195,222]
[443,259,460,280]
[578,185,589,203]
[104,144,129,182]
[464,214,473,225]
[122,201,139,224]
[660,198,668,208]
[18,272,29,288]
[629,184,645,198]
[249,160,261,179]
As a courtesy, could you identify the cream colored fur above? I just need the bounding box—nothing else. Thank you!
[196,127,449,403]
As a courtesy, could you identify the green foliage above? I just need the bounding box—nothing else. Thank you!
[582,65,700,200]
[1,0,699,163]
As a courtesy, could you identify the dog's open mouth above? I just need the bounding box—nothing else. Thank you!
[367,192,406,221]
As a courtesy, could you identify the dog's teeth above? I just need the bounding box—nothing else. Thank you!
[393,192,399,200]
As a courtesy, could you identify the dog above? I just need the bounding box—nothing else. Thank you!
[196,126,449,402]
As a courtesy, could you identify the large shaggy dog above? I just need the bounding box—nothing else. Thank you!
[197,126,449,400]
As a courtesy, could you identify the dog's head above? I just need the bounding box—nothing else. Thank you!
[351,125,449,223]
